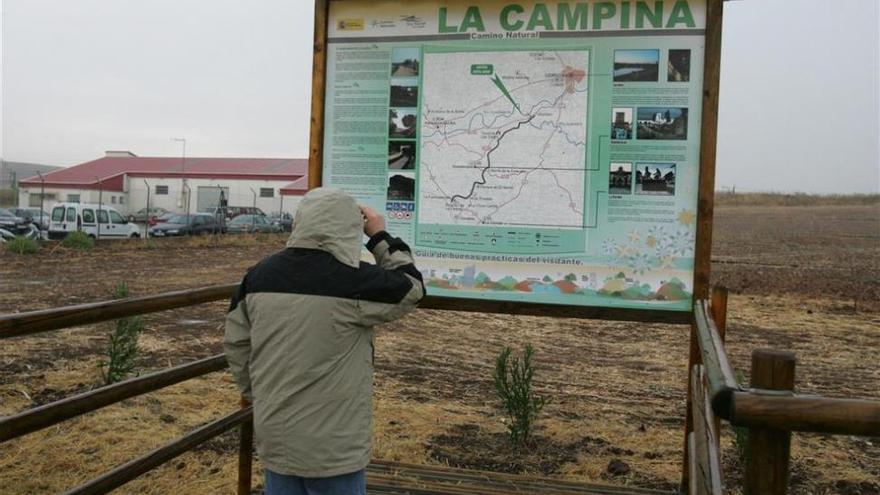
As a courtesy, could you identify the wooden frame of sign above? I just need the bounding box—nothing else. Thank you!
[306,0,724,325]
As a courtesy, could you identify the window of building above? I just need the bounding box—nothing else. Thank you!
[29,193,56,207]
[260,188,274,198]
[119,196,125,204]
[67,194,81,203]
[111,196,117,204]
[155,185,169,195]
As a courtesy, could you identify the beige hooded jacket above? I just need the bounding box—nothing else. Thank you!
[224,188,423,477]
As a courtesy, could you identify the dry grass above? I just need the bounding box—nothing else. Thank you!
[128,233,274,251]
[1,204,878,494]
[715,191,879,207]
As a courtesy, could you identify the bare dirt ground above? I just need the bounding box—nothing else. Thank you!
[1,202,878,495]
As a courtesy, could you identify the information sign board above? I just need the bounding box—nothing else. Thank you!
[310,0,721,320]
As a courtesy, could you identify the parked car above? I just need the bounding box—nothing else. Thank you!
[204,206,267,220]
[48,203,142,240]
[268,212,293,232]
[152,211,176,226]
[10,208,51,230]
[1,224,40,242]
[0,208,31,234]
[226,214,280,234]
[129,207,169,224]
[148,213,223,237]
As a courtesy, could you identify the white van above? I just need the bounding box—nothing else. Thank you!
[49,203,142,240]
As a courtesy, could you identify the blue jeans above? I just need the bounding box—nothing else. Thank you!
[264,469,365,495]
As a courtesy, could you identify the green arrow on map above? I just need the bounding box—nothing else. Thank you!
[490,73,521,113]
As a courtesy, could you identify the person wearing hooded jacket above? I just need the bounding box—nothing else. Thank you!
[224,188,424,495]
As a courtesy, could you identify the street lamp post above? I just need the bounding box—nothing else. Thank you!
[213,185,224,235]
[171,138,189,207]
[249,188,257,232]
[37,171,46,238]
[183,183,192,234]
[144,179,151,240]
[95,176,104,239]
[171,137,188,231]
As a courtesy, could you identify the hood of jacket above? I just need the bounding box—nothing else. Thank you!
[286,188,362,268]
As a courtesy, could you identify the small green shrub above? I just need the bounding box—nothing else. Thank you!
[493,344,548,446]
[61,231,94,250]
[4,236,40,255]
[98,282,144,384]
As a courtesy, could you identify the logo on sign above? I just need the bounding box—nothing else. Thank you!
[337,19,365,31]
[371,19,398,29]
[400,15,427,29]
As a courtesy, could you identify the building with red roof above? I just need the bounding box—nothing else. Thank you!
[18,151,308,216]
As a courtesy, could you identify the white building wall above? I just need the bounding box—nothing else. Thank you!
[126,176,303,216]
[17,187,128,211]
[19,177,304,216]
[280,195,303,217]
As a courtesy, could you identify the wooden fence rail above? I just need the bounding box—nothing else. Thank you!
[0,284,237,339]
[0,284,690,342]
[0,354,228,443]
[731,392,880,436]
[693,300,738,417]
[62,407,252,495]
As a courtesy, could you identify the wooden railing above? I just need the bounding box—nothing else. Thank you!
[2,285,878,494]
[685,288,880,495]
[0,284,236,338]
[0,289,252,495]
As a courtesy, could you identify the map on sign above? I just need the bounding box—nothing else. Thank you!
[418,49,590,229]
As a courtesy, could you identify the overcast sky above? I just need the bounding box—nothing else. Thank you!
[1,0,878,194]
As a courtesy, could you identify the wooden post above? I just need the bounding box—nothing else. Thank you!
[709,287,728,340]
[308,0,330,190]
[238,397,254,495]
[683,0,725,485]
[744,349,796,495]
[692,0,724,300]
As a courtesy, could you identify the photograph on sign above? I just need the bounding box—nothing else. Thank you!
[388,141,417,170]
[320,0,707,312]
[611,107,633,140]
[613,49,660,82]
[668,49,692,82]
[636,107,689,140]
[608,163,633,195]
